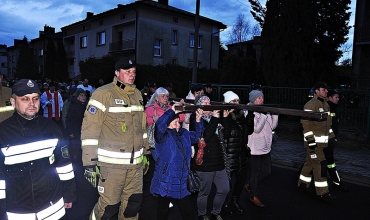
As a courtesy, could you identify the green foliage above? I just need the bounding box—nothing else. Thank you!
[79,56,223,98]
[221,54,258,85]
[79,55,116,87]
[16,36,35,79]
[248,0,266,28]
[257,0,351,87]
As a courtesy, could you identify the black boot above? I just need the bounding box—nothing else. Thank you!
[222,202,233,215]
[199,215,211,220]
[332,183,349,192]
[232,196,245,215]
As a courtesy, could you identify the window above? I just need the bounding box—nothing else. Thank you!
[188,60,201,68]
[12,55,15,62]
[97,32,106,45]
[171,29,178,45]
[173,17,178,23]
[82,26,86,31]
[171,58,177,65]
[190,34,203,48]
[39,49,43,56]
[80,36,87,48]
[99,20,104,26]
[121,14,126,20]
[154,38,162,57]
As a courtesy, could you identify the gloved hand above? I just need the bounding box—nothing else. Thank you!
[143,155,150,175]
[84,166,100,188]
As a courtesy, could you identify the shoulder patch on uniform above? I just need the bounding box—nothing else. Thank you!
[98,186,104,193]
[61,145,70,158]
[88,105,98,114]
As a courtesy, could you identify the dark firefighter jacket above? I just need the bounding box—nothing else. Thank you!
[0,112,76,219]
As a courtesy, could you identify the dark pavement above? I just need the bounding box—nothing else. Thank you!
[64,138,370,220]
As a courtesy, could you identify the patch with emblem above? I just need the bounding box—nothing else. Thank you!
[88,105,98,114]
[319,108,324,112]
[98,186,104,193]
[115,99,125,105]
[61,145,70,158]
[310,154,317,159]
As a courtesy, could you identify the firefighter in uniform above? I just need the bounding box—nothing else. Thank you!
[298,81,336,201]
[81,57,148,220]
[0,74,14,122]
[0,79,76,220]
[326,89,348,191]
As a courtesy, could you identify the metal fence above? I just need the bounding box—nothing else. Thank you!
[194,83,370,138]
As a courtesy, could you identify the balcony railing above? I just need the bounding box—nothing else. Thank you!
[359,26,370,42]
[109,39,135,52]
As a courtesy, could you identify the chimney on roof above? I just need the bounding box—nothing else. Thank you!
[86,12,94,18]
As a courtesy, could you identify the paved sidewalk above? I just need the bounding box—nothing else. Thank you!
[271,139,370,186]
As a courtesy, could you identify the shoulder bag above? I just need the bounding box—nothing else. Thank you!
[175,138,202,193]
[147,106,157,148]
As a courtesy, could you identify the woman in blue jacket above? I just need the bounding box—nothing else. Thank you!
[150,104,204,220]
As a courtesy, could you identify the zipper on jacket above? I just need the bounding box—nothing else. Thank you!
[30,165,35,209]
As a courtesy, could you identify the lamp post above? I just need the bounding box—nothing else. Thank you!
[210,30,224,69]
[192,0,200,83]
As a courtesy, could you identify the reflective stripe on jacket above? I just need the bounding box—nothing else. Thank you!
[81,77,148,168]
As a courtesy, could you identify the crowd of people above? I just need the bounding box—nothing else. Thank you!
[0,58,346,220]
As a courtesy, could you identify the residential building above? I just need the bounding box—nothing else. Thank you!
[352,0,370,89]
[0,45,7,79]
[6,39,23,80]
[226,36,261,63]
[30,25,63,78]
[61,0,226,79]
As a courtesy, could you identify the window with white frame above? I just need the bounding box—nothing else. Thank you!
[154,38,162,57]
[171,29,178,45]
[188,60,201,68]
[189,33,203,48]
[171,58,177,65]
[97,31,106,45]
[80,36,87,48]
[39,49,43,56]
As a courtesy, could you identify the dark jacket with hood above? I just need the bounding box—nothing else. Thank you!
[190,112,228,172]
[150,110,203,199]
[222,109,254,172]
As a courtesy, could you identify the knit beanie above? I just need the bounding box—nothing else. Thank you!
[194,94,210,105]
[249,90,263,103]
[223,91,239,103]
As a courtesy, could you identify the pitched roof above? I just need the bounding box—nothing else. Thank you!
[61,1,226,29]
